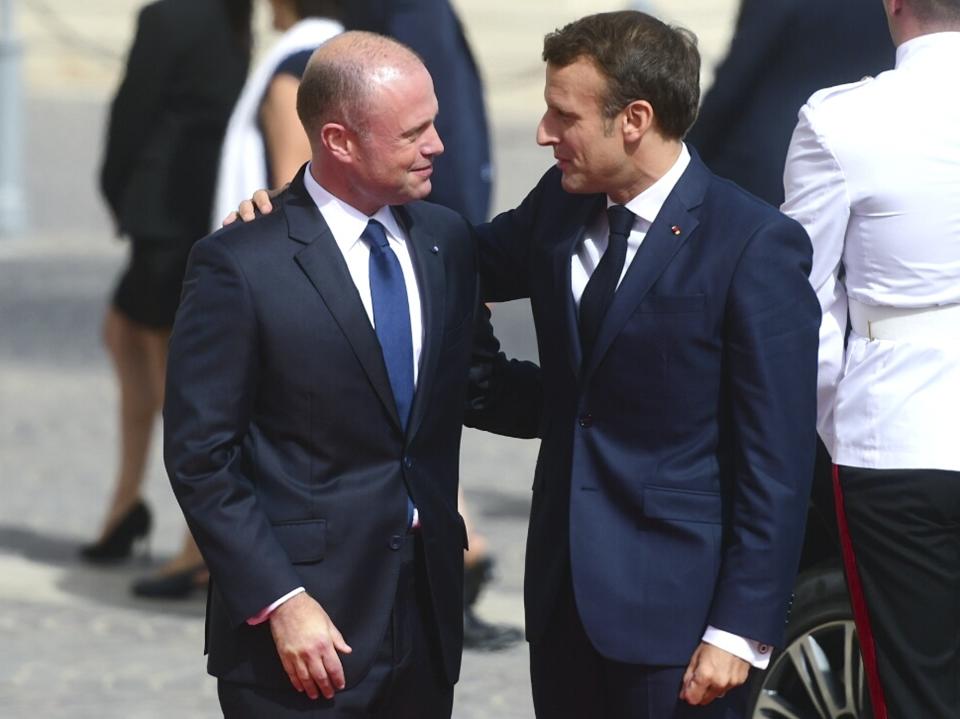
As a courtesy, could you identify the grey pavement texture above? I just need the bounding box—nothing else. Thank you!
[1,1,737,716]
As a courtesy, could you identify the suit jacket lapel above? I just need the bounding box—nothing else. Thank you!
[286,170,403,431]
[553,194,606,377]
[394,205,445,441]
[582,158,709,381]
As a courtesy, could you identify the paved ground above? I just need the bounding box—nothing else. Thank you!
[0,1,737,716]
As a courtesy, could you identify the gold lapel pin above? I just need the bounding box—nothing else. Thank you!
[670,225,682,236]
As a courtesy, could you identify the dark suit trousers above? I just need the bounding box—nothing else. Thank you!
[217,535,453,719]
[529,572,747,719]
[836,465,960,719]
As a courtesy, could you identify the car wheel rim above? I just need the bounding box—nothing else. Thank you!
[752,619,867,719]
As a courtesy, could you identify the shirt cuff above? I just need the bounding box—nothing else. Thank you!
[246,587,306,626]
[702,626,773,670]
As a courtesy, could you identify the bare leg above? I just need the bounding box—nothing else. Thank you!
[96,307,162,539]
[459,486,489,565]
[459,487,522,650]
[141,328,208,580]
[153,530,208,578]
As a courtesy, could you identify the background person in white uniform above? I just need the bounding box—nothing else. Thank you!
[782,1,960,716]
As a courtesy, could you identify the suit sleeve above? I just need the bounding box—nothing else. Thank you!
[687,0,793,159]
[464,302,543,438]
[781,101,849,456]
[476,168,555,302]
[707,215,820,646]
[163,236,304,626]
[100,2,178,216]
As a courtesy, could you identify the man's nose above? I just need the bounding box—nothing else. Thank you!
[536,116,555,147]
[424,125,444,157]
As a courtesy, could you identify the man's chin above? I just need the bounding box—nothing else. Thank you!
[560,172,588,195]
[408,178,433,201]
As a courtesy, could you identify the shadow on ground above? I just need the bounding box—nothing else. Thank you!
[0,524,205,618]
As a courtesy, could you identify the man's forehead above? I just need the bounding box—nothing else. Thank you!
[544,60,605,103]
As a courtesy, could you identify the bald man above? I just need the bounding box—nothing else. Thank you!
[163,32,528,718]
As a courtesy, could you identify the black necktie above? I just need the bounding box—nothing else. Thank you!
[579,205,634,360]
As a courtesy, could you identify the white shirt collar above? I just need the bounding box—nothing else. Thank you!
[611,143,691,222]
[896,31,960,68]
[302,163,406,251]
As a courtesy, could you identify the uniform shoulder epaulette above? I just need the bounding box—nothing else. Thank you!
[807,76,875,108]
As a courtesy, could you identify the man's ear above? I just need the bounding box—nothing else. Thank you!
[621,99,655,143]
[320,122,353,162]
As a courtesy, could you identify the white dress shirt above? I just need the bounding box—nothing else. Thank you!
[304,165,424,383]
[571,145,690,305]
[247,166,424,625]
[783,32,960,472]
[574,142,771,668]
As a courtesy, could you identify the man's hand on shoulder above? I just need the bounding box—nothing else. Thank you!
[679,641,750,706]
[269,591,352,700]
[221,185,286,226]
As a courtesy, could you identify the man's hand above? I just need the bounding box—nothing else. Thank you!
[222,186,284,226]
[269,592,352,700]
[679,642,750,706]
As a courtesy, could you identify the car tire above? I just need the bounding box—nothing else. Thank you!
[746,563,873,718]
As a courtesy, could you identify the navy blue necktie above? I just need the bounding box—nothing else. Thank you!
[362,219,414,429]
[579,205,634,361]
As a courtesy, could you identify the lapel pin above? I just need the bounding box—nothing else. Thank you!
[670,225,682,236]
[431,245,439,254]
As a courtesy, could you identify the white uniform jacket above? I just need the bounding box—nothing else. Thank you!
[782,32,960,472]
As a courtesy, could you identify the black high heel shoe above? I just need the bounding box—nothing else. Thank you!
[131,564,208,599]
[79,501,152,563]
[462,556,522,651]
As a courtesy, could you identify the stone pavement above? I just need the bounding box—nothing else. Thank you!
[1,1,737,716]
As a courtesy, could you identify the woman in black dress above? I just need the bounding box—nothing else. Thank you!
[82,0,252,596]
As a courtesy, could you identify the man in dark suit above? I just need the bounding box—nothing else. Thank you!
[342,0,522,653]
[687,0,893,206]
[163,31,510,718]
[468,11,820,717]
[238,12,820,717]
[342,0,492,225]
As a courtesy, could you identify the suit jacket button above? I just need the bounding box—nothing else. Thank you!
[389,535,403,550]
[403,456,414,469]
[578,414,593,428]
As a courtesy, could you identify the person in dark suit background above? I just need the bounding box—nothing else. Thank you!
[467,12,820,717]
[83,0,250,594]
[687,0,893,206]
[343,0,492,225]
[164,31,532,717]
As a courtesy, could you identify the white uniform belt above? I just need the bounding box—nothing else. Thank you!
[848,298,960,341]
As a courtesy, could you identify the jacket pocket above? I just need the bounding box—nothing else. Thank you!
[642,485,721,524]
[271,519,327,564]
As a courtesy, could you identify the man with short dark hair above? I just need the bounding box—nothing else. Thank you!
[470,11,819,717]
[783,1,960,716]
[164,31,520,718]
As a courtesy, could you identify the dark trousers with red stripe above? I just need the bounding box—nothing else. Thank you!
[834,465,960,719]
